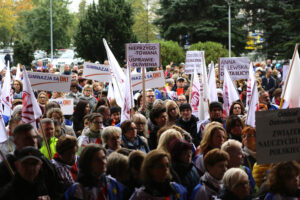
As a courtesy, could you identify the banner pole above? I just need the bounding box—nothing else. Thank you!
[129,64,134,119]
[279,44,299,109]
[142,68,146,112]
[39,121,52,159]
[189,74,194,104]
[0,149,14,177]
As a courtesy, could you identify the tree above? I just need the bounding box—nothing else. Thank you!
[129,0,158,42]
[155,0,247,55]
[242,0,300,59]
[0,0,16,47]
[13,40,34,66]
[18,0,74,53]
[152,40,185,66]
[74,0,136,63]
[189,41,234,65]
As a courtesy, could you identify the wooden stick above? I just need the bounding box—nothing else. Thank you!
[129,65,134,119]
[39,121,52,159]
[0,149,14,177]
[279,44,299,109]
[189,73,194,104]
[142,68,146,111]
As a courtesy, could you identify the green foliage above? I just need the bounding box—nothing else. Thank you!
[74,0,136,63]
[242,0,300,59]
[155,0,247,55]
[18,0,74,53]
[152,40,185,66]
[13,40,34,66]
[189,41,234,65]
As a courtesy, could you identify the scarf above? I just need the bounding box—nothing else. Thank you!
[201,172,223,194]
[244,146,256,159]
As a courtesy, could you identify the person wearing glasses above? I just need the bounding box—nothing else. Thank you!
[120,120,149,153]
[176,94,187,107]
[229,101,245,118]
[138,89,156,118]
[79,84,98,110]
[78,113,103,155]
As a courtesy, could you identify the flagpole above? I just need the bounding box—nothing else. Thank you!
[0,149,14,177]
[279,44,299,109]
[0,119,12,152]
[129,65,134,119]
[38,121,52,159]
[142,68,146,111]
[189,74,194,104]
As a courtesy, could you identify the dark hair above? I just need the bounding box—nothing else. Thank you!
[88,113,103,122]
[225,115,244,134]
[44,101,61,117]
[94,97,110,111]
[13,124,34,138]
[56,135,78,155]
[73,100,89,132]
[204,148,230,170]
[97,105,109,115]
[110,106,121,115]
[169,139,192,162]
[78,144,106,173]
[150,105,166,124]
[209,101,223,111]
[120,120,133,134]
[128,150,146,171]
[179,103,192,112]
[229,101,245,116]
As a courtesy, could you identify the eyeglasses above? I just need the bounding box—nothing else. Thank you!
[233,107,241,110]
[85,90,92,92]
[177,99,186,102]
[147,95,155,98]
[93,121,103,125]
[110,136,121,141]
[242,133,256,139]
[39,96,46,99]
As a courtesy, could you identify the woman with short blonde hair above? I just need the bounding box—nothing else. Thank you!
[157,129,183,153]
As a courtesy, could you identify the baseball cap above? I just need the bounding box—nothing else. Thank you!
[177,77,185,82]
[16,147,43,163]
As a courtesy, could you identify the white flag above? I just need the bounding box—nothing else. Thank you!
[246,62,255,108]
[208,61,218,102]
[223,68,240,115]
[282,50,300,108]
[22,69,42,127]
[0,59,5,72]
[16,64,21,80]
[245,81,258,127]
[120,66,134,123]
[107,81,115,102]
[1,61,13,116]
[198,61,210,121]
[0,92,8,143]
[191,68,200,118]
[103,38,125,107]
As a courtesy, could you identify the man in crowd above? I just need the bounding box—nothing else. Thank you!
[39,118,58,160]
[62,64,72,75]
[139,89,156,118]
[259,90,279,110]
[261,68,277,97]
[176,94,187,107]
[110,106,121,126]
[97,105,111,127]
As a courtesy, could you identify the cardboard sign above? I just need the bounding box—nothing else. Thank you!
[82,62,111,82]
[219,57,250,80]
[27,72,71,92]
[184,51,205,74]
[126,43,160,68]
[49,98,74,115]
[131,70,165,91]
[256,108,300,164]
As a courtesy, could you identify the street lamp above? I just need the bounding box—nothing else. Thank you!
[227,0,232,57]
[50,0,53,61]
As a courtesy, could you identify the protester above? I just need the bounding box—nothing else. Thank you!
[229,101,246,117]
[72,100,90,136]
[176,94,187,106]
[39,118,57,160]
[101,126,122,155]
[166,100,180,126]
[120,120,149,153]
[262,68,277,96]
[97,105,111,127]
[157,129,183,153]
[12,80,23,99]
[130,149,187,199]
[225,115,245,142]
[259,90,278,110]
[242,126,256,171]
[132,113,148,138]
[139,89,156,118]
[65,83,83,106]
[79,84,98,109]
[191,149,230,200]
[110,106,121,126]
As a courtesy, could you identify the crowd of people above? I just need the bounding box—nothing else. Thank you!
[0,59,299,200]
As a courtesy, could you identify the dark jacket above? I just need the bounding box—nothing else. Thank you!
[0,173,50,200]
[220,189,252,200]
[176,115,201,146]
[148,121,161,150]
[0,150,63,199]
[170,162,200,195]
[121,135,150,153]
[262,76,276,95]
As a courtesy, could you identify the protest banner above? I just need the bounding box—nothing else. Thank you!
[82,62,111,82]
[184,51,205,74]
[256,108,300,164]
[219,57,250,80]
[49,98,74,115]
[126,43,160,68]
[27,72,71,92]
[131,70,165,91]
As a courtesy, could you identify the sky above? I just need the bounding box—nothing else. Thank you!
[68,0,94,13]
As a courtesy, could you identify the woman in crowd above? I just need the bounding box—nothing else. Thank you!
[120,120,149,153]
[242,126,256,171]
[51,91,64,99]
[221,168,251,200]
[132,113,148,138]
[130,149,187,200]
[194,122,227,175]
[72,100,90,136]
[79,84,98,110]
[37,91,49,114]
[165,100,180,126]
[229,101,245,117]
[191,149,230,200]
[12,80,23,99]
[265,161,300,200]
[157,129,183,153]
[101,126,122,155]
[65,144,121,199]
[169,139,199,195]
[225,115,245,142]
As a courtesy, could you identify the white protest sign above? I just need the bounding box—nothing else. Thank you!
[256,108,300,164]
[27,72,71,92]
[126,43,160,68]
[184,51,205,74]
[131,70,165,91]
[219,57,250,80]
[49,98,74,115]
[82,62,111,82]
